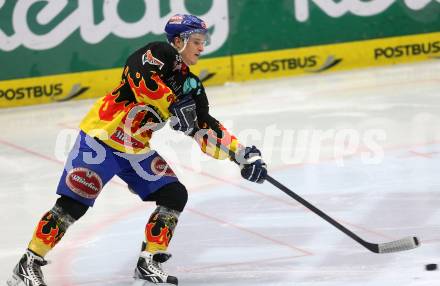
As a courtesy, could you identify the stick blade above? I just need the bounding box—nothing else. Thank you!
[378,236,420,253]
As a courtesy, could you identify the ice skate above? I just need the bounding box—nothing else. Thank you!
[133,251,178,285]
[7,249,48,286]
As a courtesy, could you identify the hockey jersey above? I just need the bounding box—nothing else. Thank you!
[80,41,239,158]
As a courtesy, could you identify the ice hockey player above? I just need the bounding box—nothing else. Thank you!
[7,14,267,286]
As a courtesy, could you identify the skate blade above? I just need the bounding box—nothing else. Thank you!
[6,274,23,286]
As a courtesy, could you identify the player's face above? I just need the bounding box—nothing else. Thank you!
[180,33,206,65]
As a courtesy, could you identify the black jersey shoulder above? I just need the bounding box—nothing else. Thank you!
[125,41,180,77]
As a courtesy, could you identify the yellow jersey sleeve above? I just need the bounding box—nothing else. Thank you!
[193,124,242,160]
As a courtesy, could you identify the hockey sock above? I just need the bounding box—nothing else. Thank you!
[28,204,75,257]
[145,205,180,253]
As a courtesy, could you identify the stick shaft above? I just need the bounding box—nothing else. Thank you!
[265,175,378,252]
[212,139,376,251]
[202,134,418,253]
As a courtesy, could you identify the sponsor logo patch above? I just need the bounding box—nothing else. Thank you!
[110,127,146,149]
[151,156,176,177]
[142,50,165,70]
[66,168,103,199]
[168,15,183,24]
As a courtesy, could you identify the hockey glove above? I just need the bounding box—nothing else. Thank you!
[169,96,197,135]
[236,146,267,184]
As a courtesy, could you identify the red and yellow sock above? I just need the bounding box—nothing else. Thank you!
[28,205,75,257]
[145,206,179,253]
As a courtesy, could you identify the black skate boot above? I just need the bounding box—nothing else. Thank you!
[133,251,178,285]
[7,249,48,286]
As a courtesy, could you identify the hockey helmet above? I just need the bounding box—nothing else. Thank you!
[165,14,209,44]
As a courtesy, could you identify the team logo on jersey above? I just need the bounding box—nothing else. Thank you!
[151,156,176,177]
[66,167,103,199]
[142,50,165,70]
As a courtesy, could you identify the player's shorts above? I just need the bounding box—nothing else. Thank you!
[56,131,179,206]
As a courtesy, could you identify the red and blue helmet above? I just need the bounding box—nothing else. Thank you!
[165,14,208,43]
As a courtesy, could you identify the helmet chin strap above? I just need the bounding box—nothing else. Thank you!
[170,37,191,65]
[173,37,188,54]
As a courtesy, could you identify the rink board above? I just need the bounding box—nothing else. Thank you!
[0,32,438,108]
[233,31,440,81]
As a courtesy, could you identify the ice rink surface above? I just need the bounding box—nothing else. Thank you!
[1,60,440,285]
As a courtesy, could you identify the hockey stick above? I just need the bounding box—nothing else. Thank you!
[201,132,420,253]
[263,175,420,253]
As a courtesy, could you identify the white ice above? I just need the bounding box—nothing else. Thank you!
[1,60,440,285]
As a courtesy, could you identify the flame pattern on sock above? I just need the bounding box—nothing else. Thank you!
[145,206,179,253]
[28,205,75,257]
